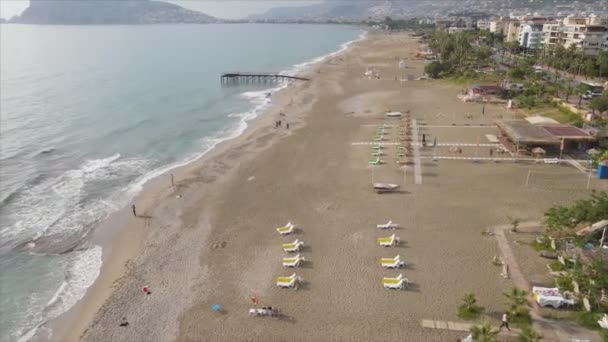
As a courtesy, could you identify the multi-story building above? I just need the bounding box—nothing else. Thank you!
[542,15,608,55]
[519,22,545,49]
[505,21,521,42]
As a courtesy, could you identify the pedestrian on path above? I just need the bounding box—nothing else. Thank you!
[132,204,137,217]
[171,173,175,187]
[499,312,510,331]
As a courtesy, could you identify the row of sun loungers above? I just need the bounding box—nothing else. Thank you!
[376,219,410,290]
[276,222,305,289]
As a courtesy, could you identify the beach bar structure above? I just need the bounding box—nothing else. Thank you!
[220,72,309,85]
[496,120,595,154]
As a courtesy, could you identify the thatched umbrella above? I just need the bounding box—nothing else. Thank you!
[531,147,546,158]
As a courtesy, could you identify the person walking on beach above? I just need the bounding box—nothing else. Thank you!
[132,204,137,217]
[489,148,494,157]
[286,122,290,129]
[498,312,510,331]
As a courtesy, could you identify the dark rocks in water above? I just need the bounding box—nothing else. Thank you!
[10,0,218,25]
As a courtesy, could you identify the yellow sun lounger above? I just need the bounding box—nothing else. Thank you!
[380,255,405,269]
[282,239,304,252]
[276,273,300,288]
[382,274,408,290]
[377,234,399,247]
[276,222,295,235]
[282,254,305,267]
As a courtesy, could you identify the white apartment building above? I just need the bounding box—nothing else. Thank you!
[519,23,545,49]
[543,15,608,55]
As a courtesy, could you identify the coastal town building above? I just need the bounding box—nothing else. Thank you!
[519,21,545,49]
[542,15,608,56]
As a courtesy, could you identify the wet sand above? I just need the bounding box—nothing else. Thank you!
[65,32,606,342]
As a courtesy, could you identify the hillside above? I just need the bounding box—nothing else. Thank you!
[249,0,605,21]
[11,0,217,25]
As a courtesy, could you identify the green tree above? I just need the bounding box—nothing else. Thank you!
[519,326,542,342]
[597,51,608,78]
[575,83,591,108]
[589,96,608,114]
[424,61,446,78]
[544,191,608,230]
[504,287,529,317]
[470,321,499,342]
[457,292,485,320]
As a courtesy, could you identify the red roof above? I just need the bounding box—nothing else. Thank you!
[542,125,590,138]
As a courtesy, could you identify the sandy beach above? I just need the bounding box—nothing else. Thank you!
[61,31,607,342]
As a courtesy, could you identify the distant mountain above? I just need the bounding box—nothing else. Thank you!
[10,0,217,25]
[248,0,605,21]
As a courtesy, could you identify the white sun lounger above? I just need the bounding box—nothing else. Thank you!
[371,151,384,157]
[282,254,305,268]
[377,234,399,247]
[380,255,405,269]
[276,273,300,289]
[374,135,384,141]
[249,307,278,317]
[276,222,295,235]
[377,221,399,229]
[368,157,382,165]
[282,239,304,253]
[383,274,409,289]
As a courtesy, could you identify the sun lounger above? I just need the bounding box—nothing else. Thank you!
[282,239,304,253]
[371,145,383,150]
[377,234,399,247]
[282,254,305,268]
[382,274,409,289]
[276,273,301,289]
[276,222,295,235]
[374,136,384,142]
[373,183,399,193]
[368,157,382,165]
[371,151,384,157]
[249,307,279,317]
[380,255,405,269]
[377,221,399,229]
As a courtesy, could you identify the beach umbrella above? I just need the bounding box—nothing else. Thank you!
[211,304,222,312]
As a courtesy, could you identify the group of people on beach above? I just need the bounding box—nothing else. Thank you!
[275,111,289,129]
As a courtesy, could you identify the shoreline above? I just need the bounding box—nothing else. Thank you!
[57,29,605,342]
[48,31,366,342]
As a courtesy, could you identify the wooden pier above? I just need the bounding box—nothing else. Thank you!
[220,72,310,85]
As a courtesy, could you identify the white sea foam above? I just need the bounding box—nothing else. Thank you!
[17,246,102,342]
[7,29,366,342]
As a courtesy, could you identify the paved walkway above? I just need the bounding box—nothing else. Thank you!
[421,319,519,337]
[493,223,599,342]
[412,119,422,185]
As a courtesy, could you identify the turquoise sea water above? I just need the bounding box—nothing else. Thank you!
[0,23,361,341]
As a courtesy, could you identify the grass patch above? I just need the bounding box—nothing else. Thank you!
[572,311,602,330]
[523,105,583,125]
[510,311,533,329]
[548,260,565,272]
[457,305,483,320]
[530,237,553,251]
[555,276,575,292]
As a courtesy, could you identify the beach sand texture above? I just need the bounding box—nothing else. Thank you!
[72,32,606,342]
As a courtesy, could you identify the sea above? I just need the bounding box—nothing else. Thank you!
[0,23,362,341]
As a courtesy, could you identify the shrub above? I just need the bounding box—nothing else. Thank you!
[457,292,485,320]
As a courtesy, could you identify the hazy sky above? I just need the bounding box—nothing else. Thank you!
[0,0,321,20]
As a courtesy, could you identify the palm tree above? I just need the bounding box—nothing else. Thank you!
[519,325,542,342]
[504,287,529,317]
[470,321,499,342]
[458,292,484,319]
